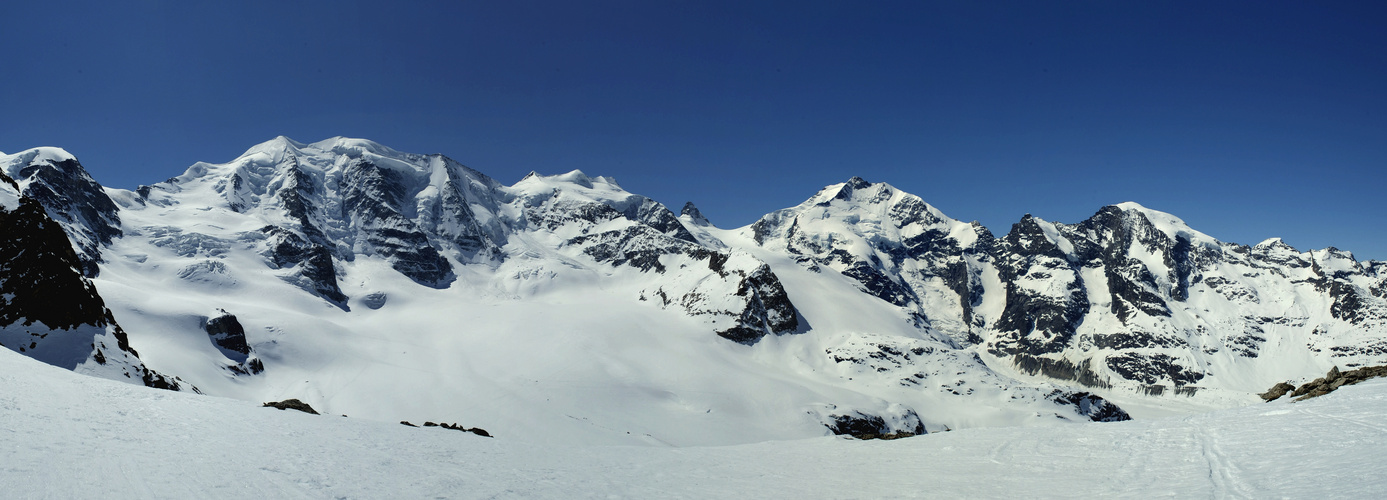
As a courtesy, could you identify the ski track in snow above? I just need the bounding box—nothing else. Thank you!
[3,348,1385,499]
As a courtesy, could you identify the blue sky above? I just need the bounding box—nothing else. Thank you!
[3,1,1385,259]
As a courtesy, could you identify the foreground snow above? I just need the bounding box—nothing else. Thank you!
[3,347,1382,499]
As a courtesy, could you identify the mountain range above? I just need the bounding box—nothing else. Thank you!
[3,136,1384,444]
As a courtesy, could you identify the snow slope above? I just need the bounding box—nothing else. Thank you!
[3,343,1384,499]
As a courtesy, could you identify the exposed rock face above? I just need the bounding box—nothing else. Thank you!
[259,225,347,306]
[989,214,1089,358]
[680,202,710,227]
[1283,365,1387,401]
[341,158,454,287]
[819,406,926,440]
[1259,382,1296,401]
[205,309,250,359]
[204,309,262,375]
[0,148,121,277]
[0,167,182,390]
[750,178,1387,393]
[1046,391,1131,422]
[748,177,991,346]
[641,249,798,344]
[114,138,799,345]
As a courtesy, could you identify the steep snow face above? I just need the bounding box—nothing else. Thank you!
[0,147,121,277]
[746,177,994,347]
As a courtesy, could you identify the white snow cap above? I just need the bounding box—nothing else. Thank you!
[1,147,78,179]
[234,136,405,163]
[515,169,621,190]
[1113,201,1218,246]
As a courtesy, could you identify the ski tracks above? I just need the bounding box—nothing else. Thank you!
[1300,406,1387,435]
[1195,424,1253,499]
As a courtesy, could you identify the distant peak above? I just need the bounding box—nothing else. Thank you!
[1113,201,1147,211]
[272,135,307,146]
[512,169,624,191]
[828,176,873,202]
[237,136,306,161]
[1,147,80,180]
[8,147,77,165]
[306,137,401,158]
[681,202,710,226]
[1255,237,1292,250]
[554,169,594,188]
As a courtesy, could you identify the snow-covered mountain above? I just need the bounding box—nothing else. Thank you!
[0,151,182,390]
[3,137,1384,445]
[737,177,1387,398]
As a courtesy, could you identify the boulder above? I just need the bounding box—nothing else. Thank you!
[262,399,319,415]
[1259,382,1295,401]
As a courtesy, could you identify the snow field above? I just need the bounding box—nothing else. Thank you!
[3,345,1384,499]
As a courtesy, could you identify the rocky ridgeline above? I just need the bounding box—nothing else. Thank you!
[263,399,493,437]
[749,176,1387,394]
[1260,365,1387,402]
[400,420,491,437]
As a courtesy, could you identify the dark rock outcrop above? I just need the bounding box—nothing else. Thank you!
[822,408,926,440]
[204,309,262,375]
[262,399,319,415]
[0,173,183,391]
[260,225,348,307]
[1046,390,1131,422]
[342,158,454,287]
[205,310,250,359]
[1285,365,1387,401]
[680,202,710,226]
[3,152,121,277]
[1259,381,1296,401]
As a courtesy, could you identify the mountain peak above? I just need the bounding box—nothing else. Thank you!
[1106,201,1217,246]
[236,136,307,163]
[516,169,622,191]
[1,147,79,179]
[554,169,593,187]
[306,137,401,158]
[681,202,710,226]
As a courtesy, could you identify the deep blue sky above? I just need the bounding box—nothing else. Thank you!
[4,1,1385,259]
